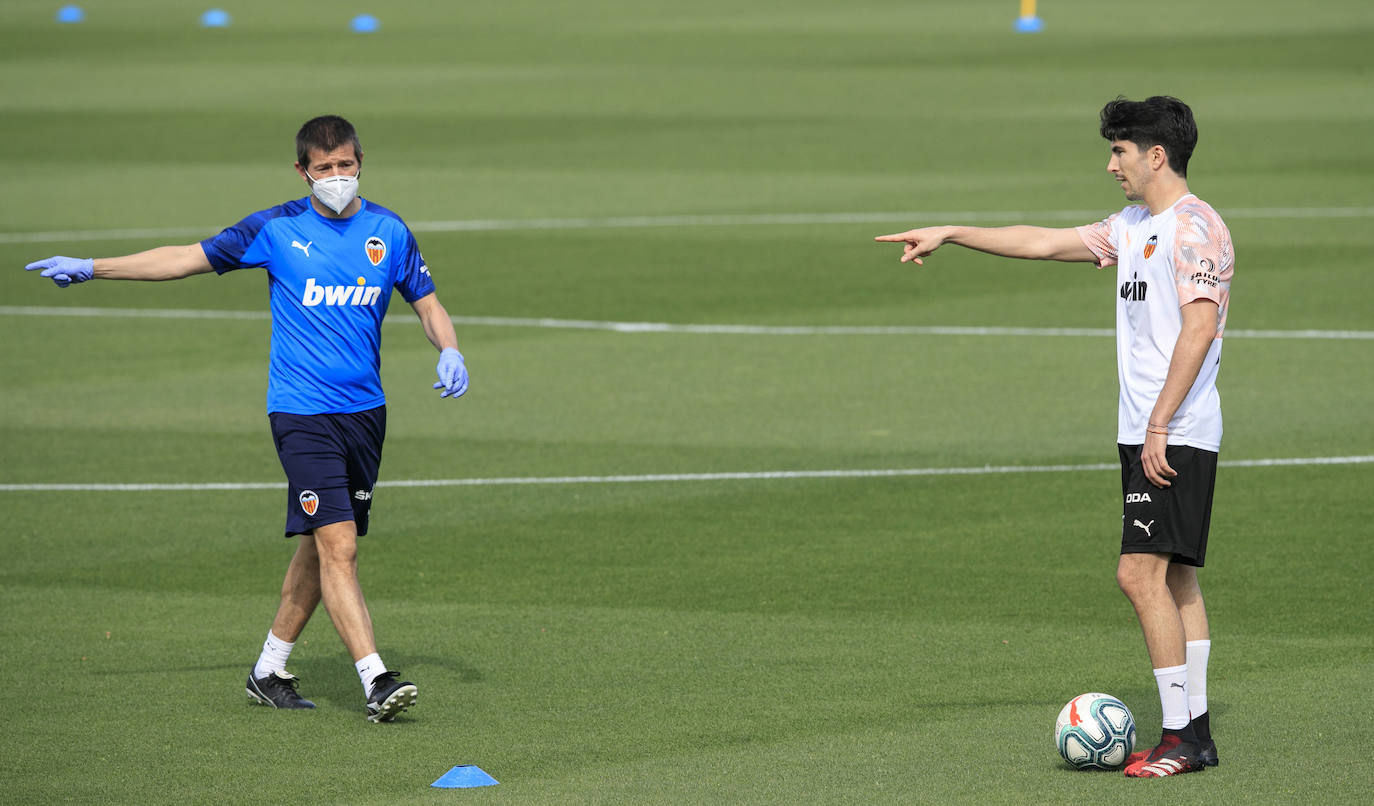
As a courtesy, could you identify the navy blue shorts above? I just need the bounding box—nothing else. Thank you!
[269,406,386,538]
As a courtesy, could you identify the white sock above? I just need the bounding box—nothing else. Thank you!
[1186,639,1211,718]
[356,653,388,696]
[1154,664,1190,730]
[253,631,294,680]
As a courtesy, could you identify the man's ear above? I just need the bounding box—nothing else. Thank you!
[1149,144,1169,171]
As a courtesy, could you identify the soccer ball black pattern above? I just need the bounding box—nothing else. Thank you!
[1055,692,1137,769]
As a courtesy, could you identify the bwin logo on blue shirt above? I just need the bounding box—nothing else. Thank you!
[302,277,382,307]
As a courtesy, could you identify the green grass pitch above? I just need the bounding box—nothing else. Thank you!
[2,0,1372,803]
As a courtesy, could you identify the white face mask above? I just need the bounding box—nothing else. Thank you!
[306,171,359,214]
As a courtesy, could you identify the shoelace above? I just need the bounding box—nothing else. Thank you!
[261,673,301,694]
[369,671,399,700]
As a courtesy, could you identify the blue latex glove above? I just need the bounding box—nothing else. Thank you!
[26,256,94,287]
[434,347,469,399]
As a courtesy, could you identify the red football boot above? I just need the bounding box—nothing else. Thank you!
[1124,733,1205,777]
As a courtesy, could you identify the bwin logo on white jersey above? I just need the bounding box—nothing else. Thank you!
[302,276,382,307]
[1120,272,1148,302]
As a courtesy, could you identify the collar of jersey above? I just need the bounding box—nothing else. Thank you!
[304,196,368,226]
[1149,192,1196,221]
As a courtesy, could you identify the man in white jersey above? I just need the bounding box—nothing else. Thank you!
[875,96,1232,777]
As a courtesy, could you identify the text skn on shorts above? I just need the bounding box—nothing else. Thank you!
[270,406,386,537]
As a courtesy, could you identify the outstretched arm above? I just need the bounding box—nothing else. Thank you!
[26,244,214,286]
[874,225,1098,265]
[410,292,468,399]
[96,245,215,280]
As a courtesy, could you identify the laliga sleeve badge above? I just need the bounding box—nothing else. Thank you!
[365,236,387,266]
[299,490,320,516]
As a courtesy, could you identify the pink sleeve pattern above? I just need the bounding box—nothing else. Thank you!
[1075,215,1118,268]
[1173,201,1234,337]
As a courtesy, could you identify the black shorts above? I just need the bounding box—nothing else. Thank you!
[269,406,386,538]
[1118,443,1217,567]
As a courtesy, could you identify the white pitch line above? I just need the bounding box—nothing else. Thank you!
[3,206,1373,244]
[0,305,271,321]
[2,305,1371,340]
[2,455,1370,492]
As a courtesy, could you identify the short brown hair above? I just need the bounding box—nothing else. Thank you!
[295,115,362,167]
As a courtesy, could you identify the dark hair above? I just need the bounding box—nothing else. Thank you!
[1099,96,1197,177]
[295,115,363,167]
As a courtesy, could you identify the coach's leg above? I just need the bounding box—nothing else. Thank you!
[247,535,323,707]
[312,519,377,661]
[270,533,323,642]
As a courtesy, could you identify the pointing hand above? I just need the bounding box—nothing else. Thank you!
[873,228,949,265]
[25,256,94,287]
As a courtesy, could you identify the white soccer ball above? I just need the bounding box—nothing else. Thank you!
[1055,692,1137,770]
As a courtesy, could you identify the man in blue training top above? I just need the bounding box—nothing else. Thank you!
[25,115,468,723]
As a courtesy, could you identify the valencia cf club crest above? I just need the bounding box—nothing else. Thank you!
[365,236,387,267]
[1143,234,1158,259]
[299,490,320,516]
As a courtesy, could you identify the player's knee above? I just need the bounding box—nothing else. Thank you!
[313,522,359,567]
[318,539,357,565]
[1115,564,1138,597]
[1115,556,1159,599]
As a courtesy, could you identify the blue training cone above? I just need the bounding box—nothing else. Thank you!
[350,14,380,33]
[201,9,231,27]
[431,765,499,789]
[56,5,85,23]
